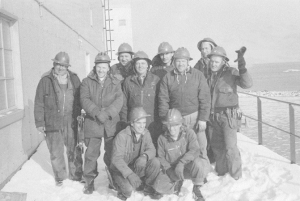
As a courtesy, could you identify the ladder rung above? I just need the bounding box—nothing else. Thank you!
[105,9,113,11]
[107,40,114,41]
[106,19,113,21]
[106,29,114,31]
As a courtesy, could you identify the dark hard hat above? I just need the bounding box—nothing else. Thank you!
[116,43,134,55]
[162,108,184,126]
[95,52,111,64]
[197,38,217,51]
[133,51,152,64]
[173,47,193,61]
[52,52,71,67]
[207,46,229,61]
[157,42,174,55]
[129,107,151,122]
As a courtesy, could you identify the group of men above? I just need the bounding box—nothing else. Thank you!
[34,38,253,201]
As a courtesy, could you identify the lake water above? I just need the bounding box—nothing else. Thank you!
[239,95,300,165]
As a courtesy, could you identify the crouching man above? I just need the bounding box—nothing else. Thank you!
[151,109,210,201]
[110,107,161,200]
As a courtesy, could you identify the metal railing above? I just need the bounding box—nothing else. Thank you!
[238,91,300,164]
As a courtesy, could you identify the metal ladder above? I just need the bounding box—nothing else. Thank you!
[102,0,114,60]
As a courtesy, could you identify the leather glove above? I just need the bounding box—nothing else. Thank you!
[127,173,142,189]
[96,111,109,123]
[166,168,179,182]
[234,46,247,73]
[134,154,148,176]
[174,162,185,181]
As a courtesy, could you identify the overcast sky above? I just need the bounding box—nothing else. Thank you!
[130,0,300,67]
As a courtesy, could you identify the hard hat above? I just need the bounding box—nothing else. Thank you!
[207,46,229,61]
[173,47,193,61]
[133,51,152,64]
[52,52,71,67]
[162,108,184,126]
[157,42,174,55]
[116,43,134,55]
[94,52,111,64]
[197,38,217,51]
[129,107,151,122]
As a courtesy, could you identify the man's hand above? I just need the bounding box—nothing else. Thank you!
[127,173,142,189]
[37,127,46,136]
[234,46,247,63]
[96,111,109,123]
[174,162,185,181]
[197,120,207,132]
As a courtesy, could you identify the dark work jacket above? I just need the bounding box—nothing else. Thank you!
[111,126,156,178]
[151,55,175,79]
[157,127,200,171]
[111,62,135,81]
[34,69,81,132]
[208,66,253,111]
[80,71,123,138]
[159,67,211,121]
[120,72,160,125]
[193,58,210,79]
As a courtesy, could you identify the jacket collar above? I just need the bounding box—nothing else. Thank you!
[173,66,192,75]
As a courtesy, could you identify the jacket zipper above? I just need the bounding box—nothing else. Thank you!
[62,92,66,116]
[141,90,144,105]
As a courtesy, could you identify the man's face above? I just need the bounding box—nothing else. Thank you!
[95,63,110,78]
[174,59,189,74]
[119,53,132,66]
[200,42,213,58]
[135,59,148,76]
[210,56,224,72]
[159,52,174,65]
[132,117,147,134]
[54,63,68,76]
[167,124,181,139]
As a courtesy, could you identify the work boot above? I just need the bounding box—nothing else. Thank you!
[144,185,163,200]
[83,181,94,194]
[55,180,63,187]
[193,185,205,201]
[136,181,145,191]
[174,180,183,196]
[117,192,127,201]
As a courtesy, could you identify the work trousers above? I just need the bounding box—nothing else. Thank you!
[83,134,114,185]
[183,111,208,157]
[45,116,83,182]
[152,157,210,195]
[210,112,242,179]
[112,158,161,198]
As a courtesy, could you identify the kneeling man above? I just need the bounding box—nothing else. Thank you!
[110,107,161,200]
[152,109,210,201]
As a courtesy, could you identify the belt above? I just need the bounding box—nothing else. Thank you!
[213,105,238,114]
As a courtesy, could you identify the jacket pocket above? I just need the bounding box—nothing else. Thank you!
[219,86,233,93]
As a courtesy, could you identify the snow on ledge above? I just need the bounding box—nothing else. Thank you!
[2,134,300,201]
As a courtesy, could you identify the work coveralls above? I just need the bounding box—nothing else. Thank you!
[80,71,123,185]
[34,69,82,182]
[110,126,160,198]
[152,127,210,194]
[208,64,252,178]
[120,71,161,146]
[159,67,211,155]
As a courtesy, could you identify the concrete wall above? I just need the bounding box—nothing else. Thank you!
[0,0,105,188]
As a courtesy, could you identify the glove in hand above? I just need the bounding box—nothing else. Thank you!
[96,111,109,123]
[174,162,185,181]
[134,155,147,176]
[127,173,142,189]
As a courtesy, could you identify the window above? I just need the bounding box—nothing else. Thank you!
[0,17,14,112]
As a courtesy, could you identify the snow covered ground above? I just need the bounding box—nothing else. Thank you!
[2,133,300,201]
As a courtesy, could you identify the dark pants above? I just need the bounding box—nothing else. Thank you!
[206,123,215,163]
[210,113,242,179]
[112,158,161,198]
[148,121,163,149]
[83,135,114,185]
[152,157,210,195]
[45,117,83,182]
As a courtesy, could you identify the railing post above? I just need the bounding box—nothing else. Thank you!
[257,97,263,145]
[289,104,296,164]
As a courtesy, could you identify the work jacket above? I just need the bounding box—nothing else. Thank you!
[157,127,200,171]
[34,69,81,132]
[111,62,135,80]
[158,67,211,121]
[80,71,123,138]
[193,58,210,79]
[120,72,160,124]
[111,126,156,178]
[151,55,175,79]
[208,66,253,111]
